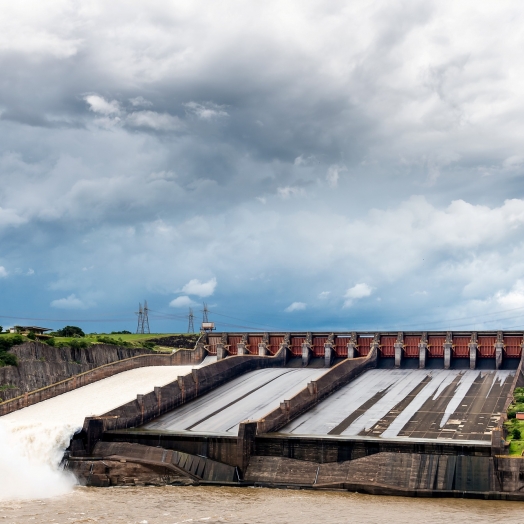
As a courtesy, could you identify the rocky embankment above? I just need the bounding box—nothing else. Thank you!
[0,342,153,402]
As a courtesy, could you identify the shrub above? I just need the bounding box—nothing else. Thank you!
[45,337,56,347]
[96,335,130,347]
[69,339,89,350]
[512,428,522,440]
[141,341,155,349]
[0,352,18,367]
[11,334,23,345]
[111,330,131,335]
[26,331,36,340]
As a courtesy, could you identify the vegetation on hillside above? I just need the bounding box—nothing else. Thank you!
[0,334,23,366]
[505,387,524,455]
[0,329,199,366]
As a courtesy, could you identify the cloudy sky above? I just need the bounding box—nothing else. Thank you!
[2,0,524,333]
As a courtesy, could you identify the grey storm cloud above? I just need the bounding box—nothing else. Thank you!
[1,0,524,331]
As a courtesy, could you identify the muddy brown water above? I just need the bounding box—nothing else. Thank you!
[1,486,523,524]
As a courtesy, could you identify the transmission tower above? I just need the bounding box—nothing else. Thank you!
[136,303,143,334]
[142,300,150,334]
[188,308,195,333]
[202,302,209,323]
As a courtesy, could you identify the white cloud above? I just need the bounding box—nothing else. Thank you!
[184,102,228,120]
[169,295,196,308]
[50,294,91,309]
[285,301,307,312]
[277,186,305,199]
[343,283,373,308]
[326,165,346,188]
[181,277,217,297]
[129,96,152,107]
[84,95,120,115]
[26,268,34,275]
[0,266,7,278]
[318,291,330,299]
[494,281,524,309]
[126,111,182,131]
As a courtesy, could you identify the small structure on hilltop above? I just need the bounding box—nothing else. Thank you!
[9,326,51,336]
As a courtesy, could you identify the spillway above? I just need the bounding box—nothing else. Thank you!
[282,368,514,441]
[0,357,215,500]
[143,368,326,434]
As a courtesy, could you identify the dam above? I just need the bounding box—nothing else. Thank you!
[2,331,524,499]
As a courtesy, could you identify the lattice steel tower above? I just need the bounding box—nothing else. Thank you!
[135,300,151,334]
[142,300,150,334]
[188,307,195,333]
[135,303,143,334]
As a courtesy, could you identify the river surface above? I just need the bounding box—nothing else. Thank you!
[1,486,523,524]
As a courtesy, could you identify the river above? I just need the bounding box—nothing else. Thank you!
[1,485,523,524]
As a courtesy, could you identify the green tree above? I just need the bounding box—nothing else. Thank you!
[56,326,85,337]
[27,331,36,340]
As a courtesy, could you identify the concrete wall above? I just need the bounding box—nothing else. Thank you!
[0,344,205,416]
[245,452,496,495]
[256,346,377,434]
[0,342,154,402]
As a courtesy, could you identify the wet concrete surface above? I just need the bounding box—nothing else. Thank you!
[281,369,514,441]
[143,368,327,434]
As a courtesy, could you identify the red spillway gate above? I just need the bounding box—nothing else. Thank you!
[428,336,445,357]
[380,336,396,357]
[269,335,284,355]
[227,335,242,355]
[207,335,221,355]
[404,335,420,357]
[248,335,262,355]
[290,337,305,357]
[478,336,496,358]
[453,336,470,358]
[335,336,349,357]
[504,336,522,358]
[357,336,372,357]
[312,337,327,357]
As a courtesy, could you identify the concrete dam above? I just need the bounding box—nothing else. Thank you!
[2,331,524,499]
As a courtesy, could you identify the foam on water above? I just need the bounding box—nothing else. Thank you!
[0,362,207,501]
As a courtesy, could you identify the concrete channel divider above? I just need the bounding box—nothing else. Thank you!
[254,345,377,435]
[0,345,206,417]
[233,347,378,474]
[80,345,289,454]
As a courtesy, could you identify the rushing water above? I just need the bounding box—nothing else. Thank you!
[1,485,523,524]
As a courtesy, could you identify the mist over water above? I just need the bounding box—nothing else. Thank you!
[0,421,75,501]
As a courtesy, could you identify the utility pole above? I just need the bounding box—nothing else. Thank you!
[188,308,195,333]
[202,302,209,323]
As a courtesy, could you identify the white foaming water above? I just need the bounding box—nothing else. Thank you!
[0,360,212,501]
